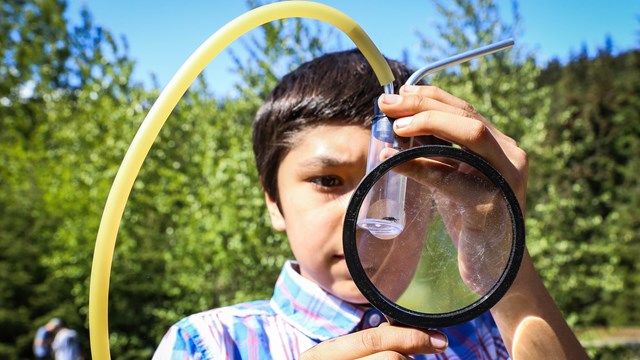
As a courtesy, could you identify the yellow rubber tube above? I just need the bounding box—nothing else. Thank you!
[89,1,394,358]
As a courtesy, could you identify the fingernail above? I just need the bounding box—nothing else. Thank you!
[430,332,448,350]
[379,147,398,161]
[403,84,418,93]
[381,94,402,105]
[394,116,412,129]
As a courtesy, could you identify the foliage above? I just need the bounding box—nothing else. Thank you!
[229,0,336,100]
[0,1,113,357]
[532,48,640,327]
[586,344,640,360]
[415,0,544,142]
[1,0,639,358]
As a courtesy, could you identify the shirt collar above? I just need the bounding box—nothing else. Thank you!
[270,261,367,341]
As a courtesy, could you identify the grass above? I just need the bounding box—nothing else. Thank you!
[577,327,640,359]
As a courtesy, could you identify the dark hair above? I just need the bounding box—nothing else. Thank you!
[252,49,414,203]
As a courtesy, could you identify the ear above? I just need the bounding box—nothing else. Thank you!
[264,192,286,231]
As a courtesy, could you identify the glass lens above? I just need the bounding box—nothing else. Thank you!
[355,155,513,314]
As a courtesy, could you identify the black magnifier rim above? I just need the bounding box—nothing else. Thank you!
[343,145,525,329]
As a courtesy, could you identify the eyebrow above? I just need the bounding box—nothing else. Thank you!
[297,155,356,168]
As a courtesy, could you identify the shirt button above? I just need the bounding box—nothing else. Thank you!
[361,308,386,330]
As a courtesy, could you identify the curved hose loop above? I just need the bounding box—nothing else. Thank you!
[88,1,394,358]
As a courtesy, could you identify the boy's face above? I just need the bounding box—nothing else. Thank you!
[265,124,370,303]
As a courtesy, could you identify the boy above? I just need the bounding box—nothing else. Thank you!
[154,50,588,359]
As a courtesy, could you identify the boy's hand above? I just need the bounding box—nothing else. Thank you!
[376,85,588,360]
[379,85,528,212]
[378,85,529,294]
[300,324,447,359]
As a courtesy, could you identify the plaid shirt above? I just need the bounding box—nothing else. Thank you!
[153,261,509,359]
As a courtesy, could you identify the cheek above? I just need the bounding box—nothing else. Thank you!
[289,202,338,235]
[280,190,316,221]
[283,186,350,219]
[284,197,347,243]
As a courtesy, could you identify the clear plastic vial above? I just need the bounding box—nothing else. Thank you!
[357,100,406,239]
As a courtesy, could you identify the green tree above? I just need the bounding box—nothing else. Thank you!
[0,0,143,357]
[230,0,336,100]
[533,48,640,328]
[415,0,546,141]
[1,0,79,357]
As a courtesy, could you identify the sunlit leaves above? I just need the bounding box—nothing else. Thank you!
[2,0,639,358]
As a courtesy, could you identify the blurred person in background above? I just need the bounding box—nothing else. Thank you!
[33,318,62,360]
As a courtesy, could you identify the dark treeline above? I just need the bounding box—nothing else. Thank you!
[1,0,638,358]
[533,48,640,328]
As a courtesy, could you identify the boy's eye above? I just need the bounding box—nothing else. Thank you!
[310,175,343,188]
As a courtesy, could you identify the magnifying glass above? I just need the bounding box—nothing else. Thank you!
[343,40,525,329]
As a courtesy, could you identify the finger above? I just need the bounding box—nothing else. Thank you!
[393,111,515,176]
[399,85,477,116]
[357,351,413,360]
[379,87,522,165]
[399,85,502,133]
[395,113,527,208]
[299,326,448,359]
[381,147,497,199]
[378,86,528,210]
[383,86,509,141]
[390,156,502,223]
[378,92,473,120]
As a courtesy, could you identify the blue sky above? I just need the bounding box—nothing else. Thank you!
[66,1,639,95]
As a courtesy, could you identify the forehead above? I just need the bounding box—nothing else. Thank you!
[290,124,371,151]
[285,124,371,160]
